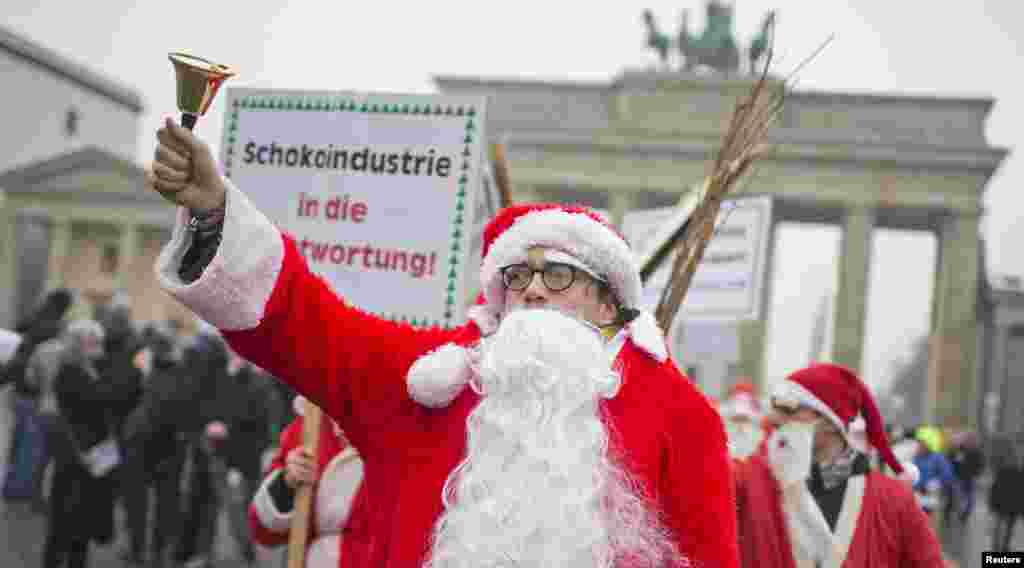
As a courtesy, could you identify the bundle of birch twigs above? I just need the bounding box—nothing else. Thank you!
[652,33,830,332]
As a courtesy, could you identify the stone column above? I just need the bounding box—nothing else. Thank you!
[989,323,1010,435]
[736,217,777,393]
[45,216,71,291]
[608,191,636,230]
[927,213,981,427]
[831,206,874,372]
[117,222,139,290]
[0,201,16,329]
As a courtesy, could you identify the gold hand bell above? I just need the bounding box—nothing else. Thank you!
[168,52,236,130]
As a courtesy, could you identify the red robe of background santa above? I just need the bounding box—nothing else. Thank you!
[248,398,364,567]
[156,183,739,567]
[734,454,944,568]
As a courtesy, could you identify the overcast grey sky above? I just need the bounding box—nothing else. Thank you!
[4,0,1022,393]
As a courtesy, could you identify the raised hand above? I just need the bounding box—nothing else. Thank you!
[145,117,226,212]
[283,446,316,489]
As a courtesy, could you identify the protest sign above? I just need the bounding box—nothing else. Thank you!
[624,195,772,323]
[220,88,487,328]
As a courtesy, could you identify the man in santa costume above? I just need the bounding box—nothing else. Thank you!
[720,380,764,461]
[249,396,364,567]
[734,362,943,568]
[145,118,738,567]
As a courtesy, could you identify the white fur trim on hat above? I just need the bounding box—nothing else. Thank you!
[479,209,641,319]
[723,396,761,420]
[292,395,307,417]
[252,469,292,532]
[407,343,473,408]
[772,379,847,439]
[896,461,920,486]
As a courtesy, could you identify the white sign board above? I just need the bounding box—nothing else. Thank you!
[220,88,487,329]
[624,195,773,322]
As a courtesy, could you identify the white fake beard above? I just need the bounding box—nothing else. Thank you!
[726,422,763,460]
[426,308,682,568]
[767,421,816,488]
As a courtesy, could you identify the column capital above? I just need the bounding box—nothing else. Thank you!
[844,204,877,218]
[45,217,72,291]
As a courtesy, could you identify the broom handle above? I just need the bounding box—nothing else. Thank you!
[287,402,321,568]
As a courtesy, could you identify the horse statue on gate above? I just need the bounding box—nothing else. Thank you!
[749,11,776,73]
[642,9,672,68]
[640,3,777,76]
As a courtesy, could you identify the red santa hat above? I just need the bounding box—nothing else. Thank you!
[721,380,762,421]
[771,363,919,485]
[407,203,668,408]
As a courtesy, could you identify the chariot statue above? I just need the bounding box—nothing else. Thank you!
[642,2,776,75]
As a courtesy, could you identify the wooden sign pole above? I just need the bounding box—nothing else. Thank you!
[287,401,322,568]
[492,142,514,208]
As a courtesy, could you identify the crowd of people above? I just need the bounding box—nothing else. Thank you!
[1,289,296,568]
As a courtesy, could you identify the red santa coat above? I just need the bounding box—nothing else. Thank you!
[734,454,944,568]
[157,185,739,568]
[248,412,365,567]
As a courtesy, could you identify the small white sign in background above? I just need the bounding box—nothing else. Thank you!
[624,195,773,323]
[220,88,487,328]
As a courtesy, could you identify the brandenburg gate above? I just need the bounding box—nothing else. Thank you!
[436,69,1006,427]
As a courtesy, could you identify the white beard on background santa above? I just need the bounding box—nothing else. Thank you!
[719,381,764,462]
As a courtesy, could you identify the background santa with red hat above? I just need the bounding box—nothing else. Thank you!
[720,380,765,461]
[248,396,364,567]
[734,362,944,568]
[147,120,740,568]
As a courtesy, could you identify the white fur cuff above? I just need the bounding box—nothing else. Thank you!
[896,461,920,486]
[154,178,284,331]
[252,469,293,533]
[407,343,473,408]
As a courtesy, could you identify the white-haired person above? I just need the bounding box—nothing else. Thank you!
[43,319,121,568]
[734,363,943,568]
[145,118,738,567]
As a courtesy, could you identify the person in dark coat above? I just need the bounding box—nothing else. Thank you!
[218,349,279,564]
[946,429,984,523]
[2,288,72,502]
[169,330,233,568]
[42,319,120,568]
[93,299,146,564]
[989,432,1024,552]
[119,321,182,566]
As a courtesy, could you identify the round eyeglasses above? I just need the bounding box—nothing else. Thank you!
[500,262,580,292]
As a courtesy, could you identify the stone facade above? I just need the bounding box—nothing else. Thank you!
[0,26,191,331]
